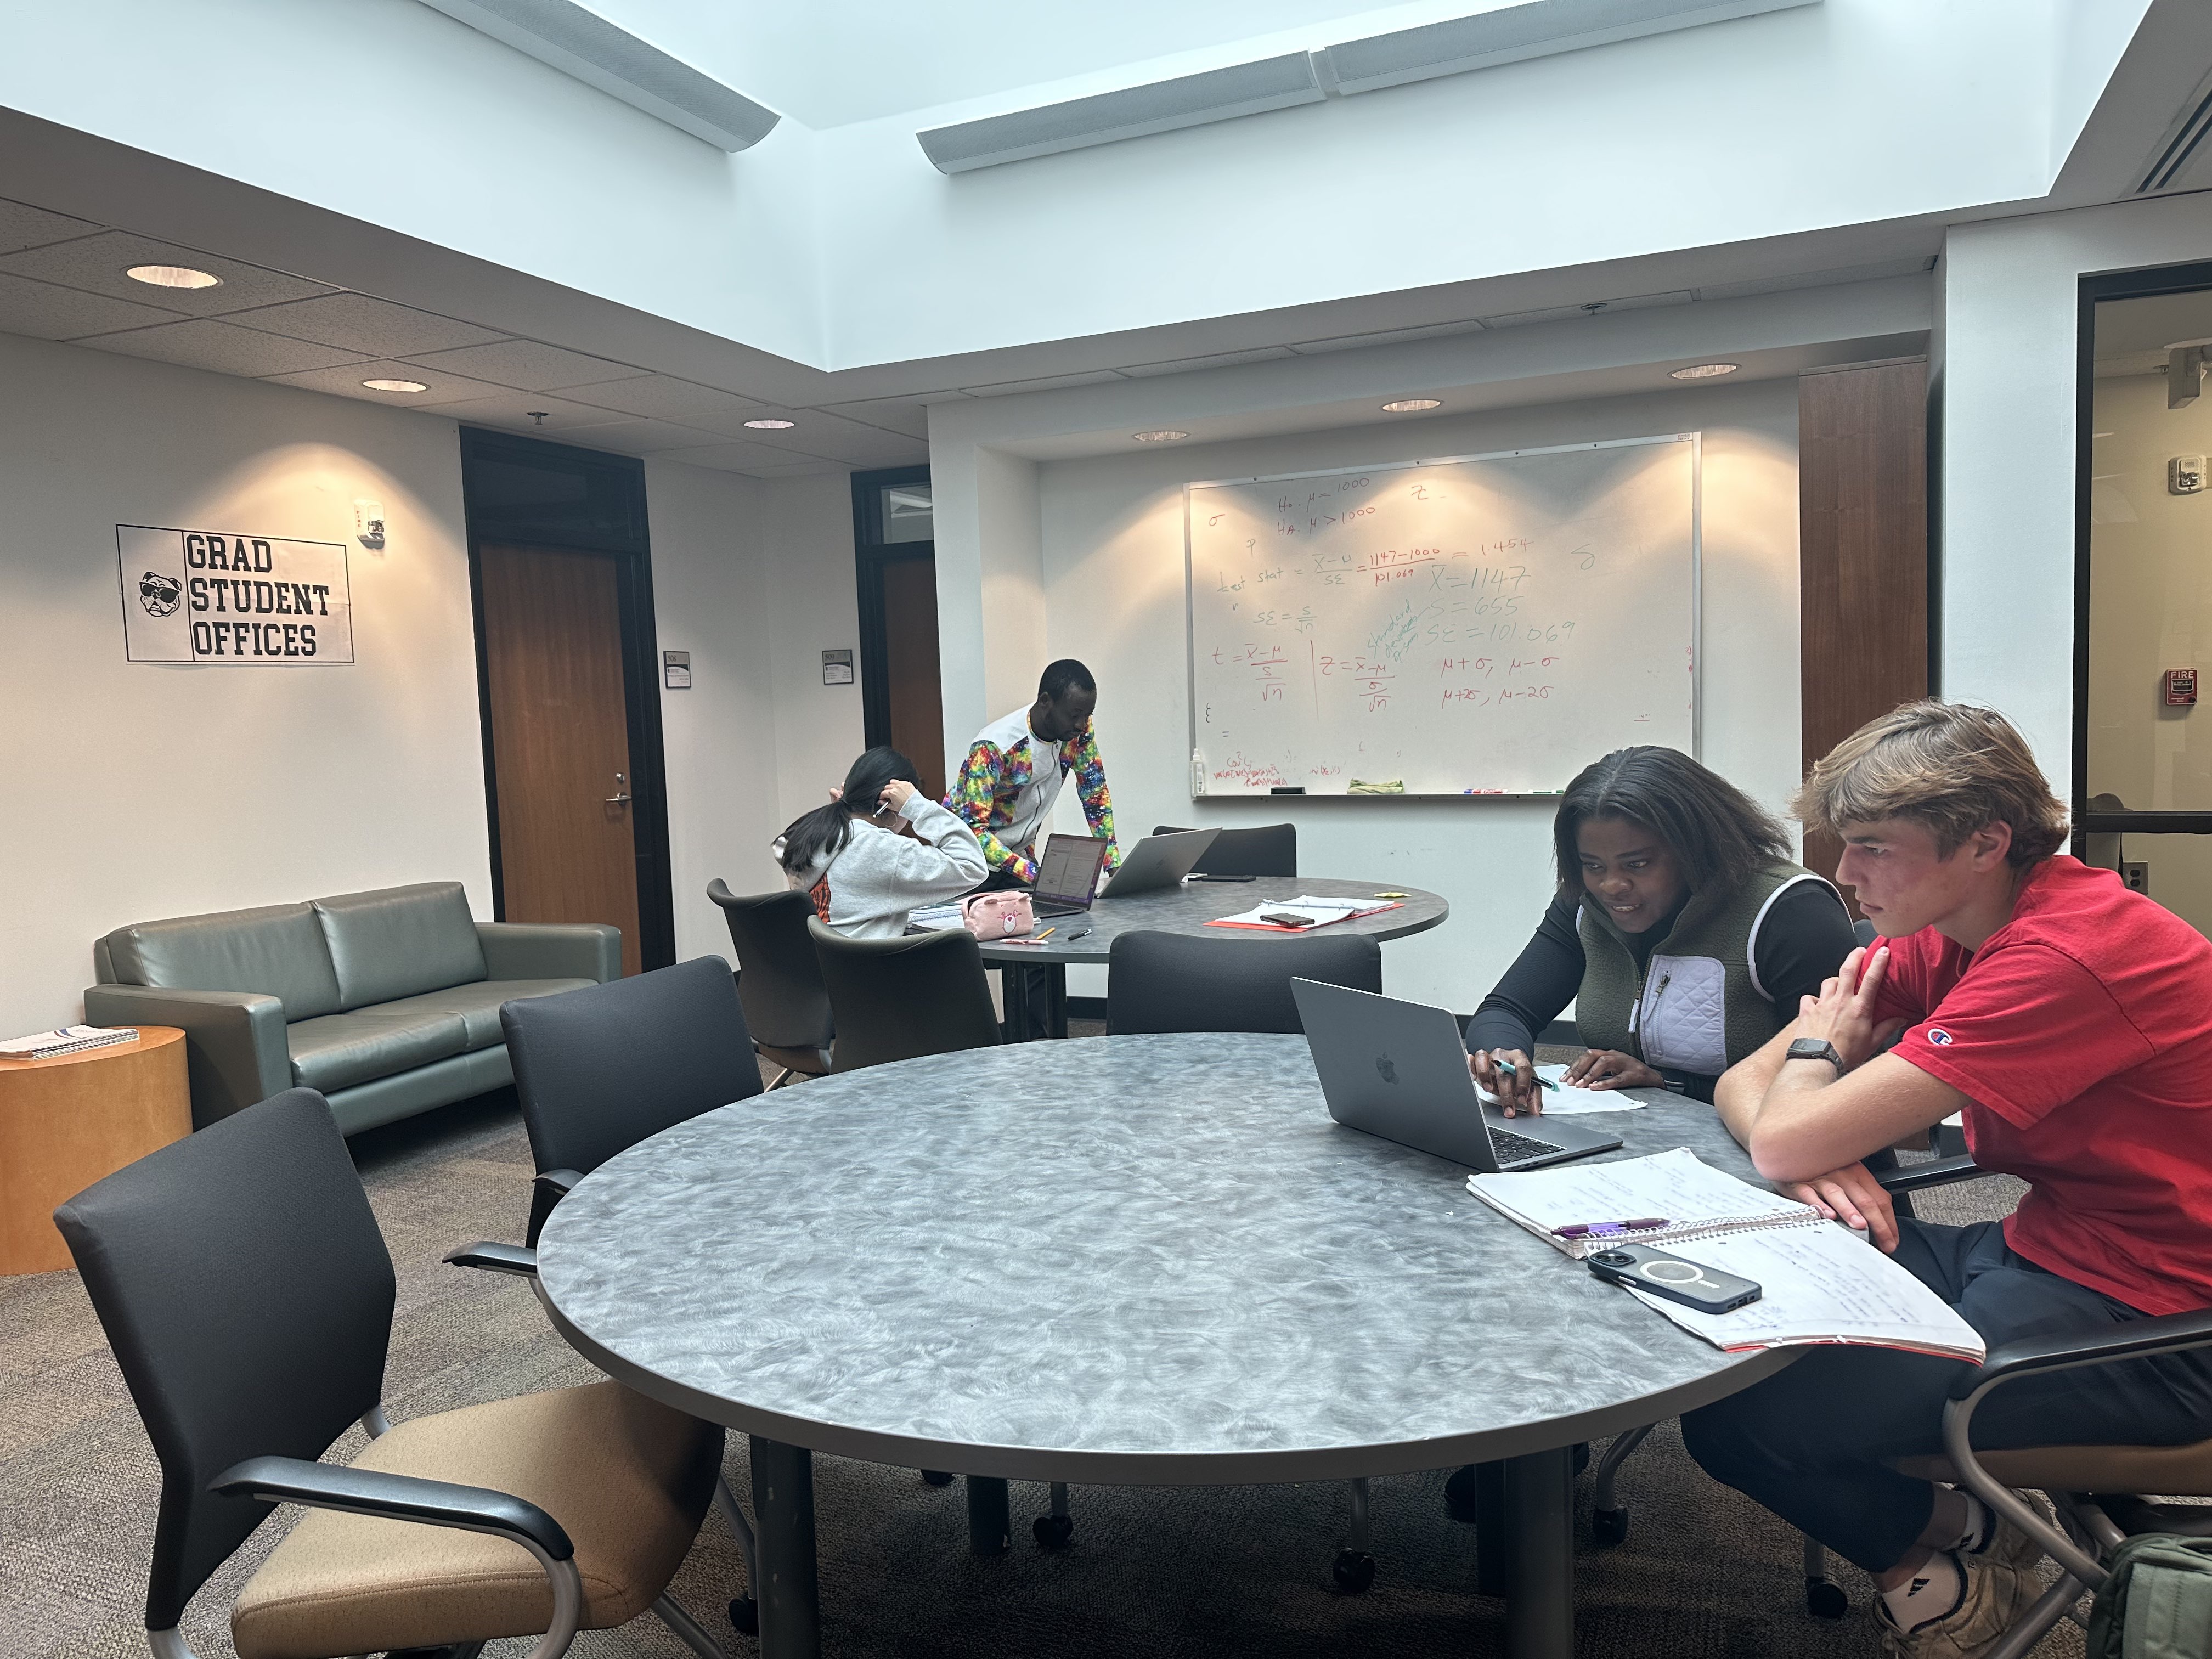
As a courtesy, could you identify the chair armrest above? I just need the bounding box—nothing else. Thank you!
[80,985,289,1126]
[212,1454,574,1560]
[1950,1306,2212,1398]
[535,1168,584,1199]
[477,923,621,985]
[443,1240,538,1278]
[1874,1154,1988,1196]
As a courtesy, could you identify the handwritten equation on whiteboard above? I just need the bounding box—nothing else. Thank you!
[1185,437,1697,797]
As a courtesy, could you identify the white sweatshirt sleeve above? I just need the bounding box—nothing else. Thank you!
[888,794,990,896]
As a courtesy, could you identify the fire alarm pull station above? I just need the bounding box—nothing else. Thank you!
[2166,668,2198,707]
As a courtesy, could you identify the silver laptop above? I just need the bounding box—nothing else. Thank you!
[1098,828,1220,900]
[1291,979,1622,1171]
[1030,833,1112,919]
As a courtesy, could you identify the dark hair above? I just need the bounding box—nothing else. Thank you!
[1038,658,1096,702]
[1553,747,1790,896]
[780,746,923,874]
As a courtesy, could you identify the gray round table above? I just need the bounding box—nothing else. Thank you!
[973,876,1448,1037]
[535,1033,1791,1659]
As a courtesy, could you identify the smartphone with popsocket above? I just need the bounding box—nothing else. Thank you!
[1587,1244,1763,1313]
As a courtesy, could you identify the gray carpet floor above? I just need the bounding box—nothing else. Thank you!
[3,1036,2081,1659]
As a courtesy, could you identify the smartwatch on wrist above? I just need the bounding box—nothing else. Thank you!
[1785,1037,1845,1074]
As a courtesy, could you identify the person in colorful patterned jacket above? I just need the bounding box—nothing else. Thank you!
[945,659,1119,887]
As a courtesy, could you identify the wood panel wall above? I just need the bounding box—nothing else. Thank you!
[1797,357,1929,914]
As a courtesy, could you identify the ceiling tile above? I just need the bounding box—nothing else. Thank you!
[1120,346,1297,377]
[555,417,732,455]
[0,197,101,256]
[961,369,1129,396]
[403,338,646,392]
[1477,291,1694,329]
[816,396,934,439]
[425,390,646,433]
[258,359,514,405]
[565,375,769,435]
[0,231,334,315]
[76,319,369,377]
[0,270,184,340]
[648,435,815,473]
[1290,320,1487,354]
[228,292,506,357]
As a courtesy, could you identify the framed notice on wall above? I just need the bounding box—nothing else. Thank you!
[117,525,354,664]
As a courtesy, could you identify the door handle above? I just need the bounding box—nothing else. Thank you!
[605,793,632,805]
[605,770,630,806]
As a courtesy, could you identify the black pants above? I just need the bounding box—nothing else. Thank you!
[1681,1218,2212,1573]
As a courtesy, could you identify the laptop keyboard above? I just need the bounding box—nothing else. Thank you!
[1491,1127,1569,1165]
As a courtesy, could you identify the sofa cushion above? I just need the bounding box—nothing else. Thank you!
[287,1010,468,1094]
[101,902,343,1021]
[313,883,488,1011]
[371,979,595,1052]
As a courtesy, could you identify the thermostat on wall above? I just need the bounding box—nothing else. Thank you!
[2165,668,2198,706]
[822,649,855,686]
[2171,456,2205,495]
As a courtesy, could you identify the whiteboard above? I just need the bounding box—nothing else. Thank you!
[1184,435,1699,798]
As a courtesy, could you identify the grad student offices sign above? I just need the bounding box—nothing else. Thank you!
[117,526,354,664]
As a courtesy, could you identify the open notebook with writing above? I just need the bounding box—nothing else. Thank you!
[1467,1148,1985,1360]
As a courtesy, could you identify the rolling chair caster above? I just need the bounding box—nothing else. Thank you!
[1332,1548,1377,1593]
[1034,1481,1073,1547]
[1591,1505,1629,1547]
[729,1595,759,1635]
[921,1469,955,1486]
[1803,1535,1849,1618]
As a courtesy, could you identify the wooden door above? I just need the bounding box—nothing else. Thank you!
[1798,357,1929,915]
[879,554,947,801]
[479,543,642,976]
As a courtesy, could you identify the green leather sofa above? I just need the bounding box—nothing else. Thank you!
[83,882,619,1133]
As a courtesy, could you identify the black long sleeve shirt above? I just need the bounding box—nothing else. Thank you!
[1464,883,1859,1102]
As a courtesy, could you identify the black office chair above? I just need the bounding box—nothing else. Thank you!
[808,919,1001,1071]
[457,956,765,1633]
[707,881,836,1088]
[1853,917,1878,947]
[1105,929,1381,1035]
[56,1088,733,1659]
[1152,822,1298,877]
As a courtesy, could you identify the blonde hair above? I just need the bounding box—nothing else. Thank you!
[1795,701,2069,867]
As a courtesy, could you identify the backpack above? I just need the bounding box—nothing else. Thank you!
[2086,1533,2212,1659]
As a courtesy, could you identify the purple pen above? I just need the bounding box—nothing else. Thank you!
[1553,1218,1671,1240]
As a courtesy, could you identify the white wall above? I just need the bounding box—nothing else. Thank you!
[1032,376,1802,1011]
[1940,191,2212,787]
[0,330,486,1034]
[754,475,868,831]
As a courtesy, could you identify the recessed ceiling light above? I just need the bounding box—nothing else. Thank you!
[1669,363,1740,380]
[1380,398,1443,413]
[743,417,798,430]
[1132,429,1189,443]
[126,264,222,290]
[361,377,430,393]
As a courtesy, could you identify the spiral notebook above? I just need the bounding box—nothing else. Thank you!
[1466,1148,1986,1359]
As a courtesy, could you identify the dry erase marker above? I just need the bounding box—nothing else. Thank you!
[1064,928,1093,941]
[1494,1058,1560,1093]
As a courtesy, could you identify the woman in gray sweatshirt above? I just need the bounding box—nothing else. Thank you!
[778,747,989,939]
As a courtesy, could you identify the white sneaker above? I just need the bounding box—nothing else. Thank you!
[1875,1555,2042,1659]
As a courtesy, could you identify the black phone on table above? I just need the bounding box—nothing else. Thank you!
[1587,1244,1762,1313]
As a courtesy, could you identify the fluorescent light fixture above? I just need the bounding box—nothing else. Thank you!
[362,378,431,393]
[1669,363,1740,379]
[126,264,222,290]
[1380,397,1444,412]
[1132,430,1190,443]
[919,54,1322,174]
[414,0,780,151]
[742,417,797,430]
[1317,0,1822,97]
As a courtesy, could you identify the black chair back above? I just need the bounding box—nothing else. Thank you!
[1106,929,1381,1035]
[501,956,764,1237]
[809,919,1000,1071]
[1853,918,1878,947]
[707,881,836,1052]
[53,1089,394,1632]
[1151,822,1297,877]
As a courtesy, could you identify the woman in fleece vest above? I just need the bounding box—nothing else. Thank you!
[1467,746,1858,1114]
[778,747,988,939]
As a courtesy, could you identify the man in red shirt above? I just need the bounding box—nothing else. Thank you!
[1684,701,2212,1659]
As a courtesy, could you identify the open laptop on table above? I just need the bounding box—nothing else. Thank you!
[1097,827,1219,899]
[1029,833,1113,919]
[1291,978,1622,1171]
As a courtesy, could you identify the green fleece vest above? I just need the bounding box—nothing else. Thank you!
[1575,859,1835,1080]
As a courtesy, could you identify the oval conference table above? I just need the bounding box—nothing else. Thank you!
[535,1032,1793,1659]
[969,875,1449,1037]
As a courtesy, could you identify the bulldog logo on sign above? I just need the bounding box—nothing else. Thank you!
[138,571,183,617]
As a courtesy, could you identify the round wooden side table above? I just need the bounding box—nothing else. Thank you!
[0,1027,191,1274]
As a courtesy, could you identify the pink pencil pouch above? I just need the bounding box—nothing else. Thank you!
[961,891,1035,940]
